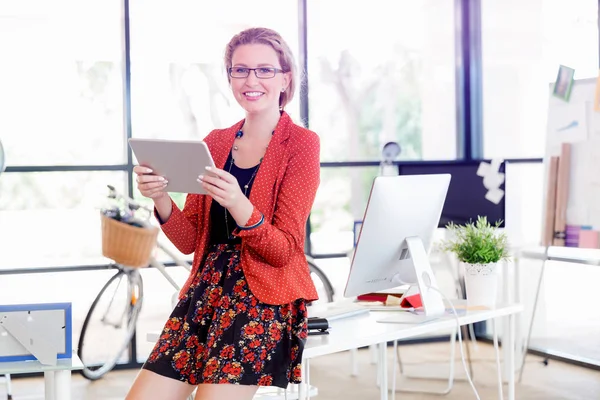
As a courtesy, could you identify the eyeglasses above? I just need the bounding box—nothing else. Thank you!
[228,67,283,79]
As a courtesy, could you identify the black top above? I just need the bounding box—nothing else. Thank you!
[209,151,260,244]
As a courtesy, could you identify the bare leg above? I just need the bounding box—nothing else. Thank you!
[125,369,196,400]
[194,384,258,400]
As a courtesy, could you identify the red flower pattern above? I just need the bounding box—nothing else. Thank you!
[144,244,307,388]
[258,375,273,386]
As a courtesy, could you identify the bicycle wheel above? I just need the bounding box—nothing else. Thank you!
[306,256,335,304]
[78,267,144,380]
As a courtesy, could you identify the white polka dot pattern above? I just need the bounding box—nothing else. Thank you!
[159,112,321,305]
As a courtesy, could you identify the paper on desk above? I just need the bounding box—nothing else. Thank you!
[376,314,440,324]
[376,308,468,324]
[449,305,484,312]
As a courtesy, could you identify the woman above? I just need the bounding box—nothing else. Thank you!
[126,27,320,400]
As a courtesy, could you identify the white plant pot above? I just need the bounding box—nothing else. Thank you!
[463,262,498,308]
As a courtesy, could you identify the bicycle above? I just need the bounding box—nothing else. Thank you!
[76,185,335,381]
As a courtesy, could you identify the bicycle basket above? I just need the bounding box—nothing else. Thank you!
[101,213,159,268]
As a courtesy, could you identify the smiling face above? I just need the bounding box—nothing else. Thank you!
[229,43,290,116]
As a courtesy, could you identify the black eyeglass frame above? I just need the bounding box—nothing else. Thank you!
[228,67,285,79]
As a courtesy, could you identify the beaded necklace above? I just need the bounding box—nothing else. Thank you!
[224,129,273,239]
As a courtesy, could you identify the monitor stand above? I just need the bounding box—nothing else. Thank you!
[396,236,446,317]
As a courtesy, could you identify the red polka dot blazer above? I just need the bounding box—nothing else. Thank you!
[159,112,320,305]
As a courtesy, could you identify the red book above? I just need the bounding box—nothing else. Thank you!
[400,293,423,308]
[357,293,388,302]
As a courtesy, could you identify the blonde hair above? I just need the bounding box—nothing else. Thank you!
[224,27,296,109]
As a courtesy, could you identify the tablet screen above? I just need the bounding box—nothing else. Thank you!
[129,138,216,194]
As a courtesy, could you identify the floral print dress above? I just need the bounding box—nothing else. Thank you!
[143,155,308,388]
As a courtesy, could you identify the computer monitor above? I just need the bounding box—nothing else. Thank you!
[398,161,506,228]
[343,174,451,316]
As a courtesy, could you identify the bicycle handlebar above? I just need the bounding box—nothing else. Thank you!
[107,184,153,214]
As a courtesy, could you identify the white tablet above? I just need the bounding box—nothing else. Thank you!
[128,138,216,195]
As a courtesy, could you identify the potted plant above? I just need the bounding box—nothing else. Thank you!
[440,216,510,308]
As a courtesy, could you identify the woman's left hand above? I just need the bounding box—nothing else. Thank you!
[198,167,244,209]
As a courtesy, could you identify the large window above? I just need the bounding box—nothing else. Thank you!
[129,0,300,142]
[310,167,380,255]
[308,0,457,162]
[481,0,599,159]
[307,0,457,255]
[0,1,125,269]
[0,1,124,166]
[0,172,127,269]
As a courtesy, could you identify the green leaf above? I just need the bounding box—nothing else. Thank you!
[439,216,510,264]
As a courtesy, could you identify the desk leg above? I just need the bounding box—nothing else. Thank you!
[508,313,516,400]
[54,370,71,400]
[44,371,55,400]
[514,253,523,369]
[391,341,397,400]
[305,359,311,399]
[350,348,359,376]
[519,259,546,382]
[5,374,12,398]
[492,318,504,400]
[298,360,308,400]
[502,260,511,382]
[370,344,378,364]
[379,342,388,400]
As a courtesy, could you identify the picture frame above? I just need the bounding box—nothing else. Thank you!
[552,65,575,101]
[0,302,72,363]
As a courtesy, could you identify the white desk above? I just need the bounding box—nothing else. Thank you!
[516,245,600,381]
[299,303,522,400]
[147,303,522,400]
[0,355,83,400]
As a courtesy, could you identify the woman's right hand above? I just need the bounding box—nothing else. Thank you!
[134,166,168,199]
